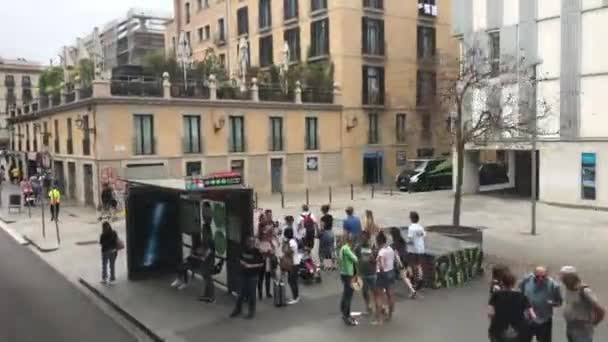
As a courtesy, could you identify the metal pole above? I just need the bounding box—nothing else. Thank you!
[371,185,375,199]
[305,188,309,206]
[281,191,285,209]
[41,179,46,238]
[55,219,61,245]
[350,184,354,200]
[530,67,538,236]
[254,192,258,209]
[329,186,332,203]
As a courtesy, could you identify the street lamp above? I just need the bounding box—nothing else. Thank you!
[75,114,96,134]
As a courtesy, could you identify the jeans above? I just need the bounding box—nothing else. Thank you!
[566,322,594,342]
[340,275,354,319]
[525,319,553,342]
[258,267,272,298]
[101,251,117,281]
[202,267,215,300]
[287,269,299,299]
[50,203,60,220]
[233,275,258,316]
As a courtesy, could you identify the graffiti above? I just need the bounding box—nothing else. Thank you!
[100,166,126,211]
[432,248,484,289]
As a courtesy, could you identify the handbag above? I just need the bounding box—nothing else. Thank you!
[351,276,362,292]
[116,236,125,251]
[500,326,519,342]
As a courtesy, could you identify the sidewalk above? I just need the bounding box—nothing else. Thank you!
[1,185,606,341]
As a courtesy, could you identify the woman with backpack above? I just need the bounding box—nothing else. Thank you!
[99,222,121,285]
[297,204,318,251]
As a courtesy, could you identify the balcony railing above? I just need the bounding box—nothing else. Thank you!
[302,88,333,104]
[259,86,294,102]
[218,86,251,100]
[51,94,61,107]
[65,92,76,103]
[111,78,163,97]
[40,96,49,110]
[79,86,93,99]
[171,81,210,99]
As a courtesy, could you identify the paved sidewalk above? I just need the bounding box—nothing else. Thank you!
[1,184,606,341]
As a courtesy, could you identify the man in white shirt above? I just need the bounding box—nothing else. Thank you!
[406,211,426,288]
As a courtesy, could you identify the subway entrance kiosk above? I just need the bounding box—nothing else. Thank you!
[124,172,253,294]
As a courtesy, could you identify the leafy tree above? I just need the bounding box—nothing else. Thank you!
[75,59,95,87]
[38,67,64,96]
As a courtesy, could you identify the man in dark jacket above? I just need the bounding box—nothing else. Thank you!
[99,222,119,284]
[230,237,264,319]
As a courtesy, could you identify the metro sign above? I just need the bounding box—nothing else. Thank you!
[185,171,242,190]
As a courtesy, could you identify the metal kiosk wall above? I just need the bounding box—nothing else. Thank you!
[125,179,253,294]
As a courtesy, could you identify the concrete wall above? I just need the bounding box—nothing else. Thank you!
[539,141,608,208]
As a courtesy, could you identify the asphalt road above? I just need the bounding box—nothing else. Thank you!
[0,229,136,342]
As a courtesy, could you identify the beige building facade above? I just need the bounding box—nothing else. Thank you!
[167,0,456,185]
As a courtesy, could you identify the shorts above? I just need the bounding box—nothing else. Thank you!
[319,230,334,259]
[376,271,395,289]
[361,275,377,292]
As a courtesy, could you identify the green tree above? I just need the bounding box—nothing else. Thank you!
[75,59,95,87]
[38,67,64,96]
[142,51,180,80]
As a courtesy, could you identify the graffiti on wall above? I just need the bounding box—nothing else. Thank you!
[100,166,126,211]
[431,248,483,289]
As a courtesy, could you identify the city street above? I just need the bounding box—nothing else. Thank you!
[0,228,136,342]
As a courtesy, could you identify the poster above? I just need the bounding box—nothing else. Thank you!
[581,153,596,200]
[205,200,227,257]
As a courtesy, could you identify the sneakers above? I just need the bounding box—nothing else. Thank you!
[101,279,107,285]
[229,311,241,318]
[170,279,181,288]
[287,297,300,305]
[198,296,216,304]
[108,279,116,285]
[177,283,188,291]
[343,316,359,326]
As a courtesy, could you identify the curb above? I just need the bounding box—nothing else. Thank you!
[22,235,59,253]
[0,220,28,246]
[78,278,165,342]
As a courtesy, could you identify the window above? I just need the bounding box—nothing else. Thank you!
[198,27,204,42]
[219,53,226,66]
[416,70,436,106]
[197,0,202,10]
[25,124,30,151]
[133,115,155,155]
[237,7,249,35]
[4,75,14,87]
[259,0,272,29]
[284,27,301,62]
[311,0,327,12]
[396,113,407,143]
[54,120,60,153]
[172,37,177,52]
[186,31,192,44]
[362,66,385,105]
[269,117,284,151]
[22,76,31,87]
[183,115,201,154]
[218,19,225,41]
[33,125,38,152]
[17,126,22,151]
[186,161,202,176]
[417,26,436,59]
[259,35,274,67]
[422,114,431,139]
[284,0,299,20]
[42,122,49,147]
[581,153,596,200]
[362,17,384,56]
[368,113,379,144]
[418,0,437,17]
[22,88,33,104]
[305,117,319,150]
[231,160,245,184]
[310,18,329,57]
[489,31,500,76]
[458,37,465,76]
[185,2,191,24]
[82,115,91,156]
[229,116,245,152]
[363,0,383,9]
[67,118,73,154]
[204,25,211,40]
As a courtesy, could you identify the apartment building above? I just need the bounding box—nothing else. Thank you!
[166,0,456,185]
[453,0,608,208]
[0,57,44,149]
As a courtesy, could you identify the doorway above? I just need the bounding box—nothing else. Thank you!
[53,161,65,193]
[83,164,94,207]
[270,159,283,193]
[514,150,539,199]
[363,152,383,184]
[68,162,76,200]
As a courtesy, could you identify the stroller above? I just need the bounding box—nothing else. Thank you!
[298,249,322,284]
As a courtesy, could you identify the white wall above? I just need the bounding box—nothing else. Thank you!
[473,0,487,31]
[503,0,519,26]
[539,142,608,208]
[580,75,608,138]
[536,18,561,79]
[537,0,561,20]
[536,79,561,138]
[582,0,605,11]
[581,8,608,75]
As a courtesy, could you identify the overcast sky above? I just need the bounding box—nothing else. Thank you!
[0,0,173,65]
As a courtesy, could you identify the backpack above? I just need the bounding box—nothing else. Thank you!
[302,213,315,231]
[580,286,606,325]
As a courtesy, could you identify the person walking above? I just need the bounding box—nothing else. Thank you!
[376,231,396,321]
[230,237,264,319]
[354,230,380,323]
[318,204,335,270]
[257,228,275,300]
[390,229,417,299]
[363,210,380,237]
[48,185,61,221]
[100,183,116,218]
[404,211,426,288]
[491,264,511,295]
[281,227,300,305]
[339,235,358,326]
[199,227,216,303]
[519,266,562,342]
[297,204,318,251]
[99,222,119,285]
[560,266,605,342]
[488,271,536,342]
[342,206,362,241]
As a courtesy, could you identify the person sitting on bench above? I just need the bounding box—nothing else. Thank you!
[171,246,204,290]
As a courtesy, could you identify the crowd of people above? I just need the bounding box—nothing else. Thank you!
[488,264,605,342]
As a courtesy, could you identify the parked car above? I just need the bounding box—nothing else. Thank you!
[396,158,452,192]
[479,163,509,186]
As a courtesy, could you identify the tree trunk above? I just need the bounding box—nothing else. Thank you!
[453,110,465,227]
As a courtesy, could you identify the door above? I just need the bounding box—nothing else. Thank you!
[83,164,94,207]
[53,161,65,193]
[67,162,76,200]
[363,152,383,184]
[270,159,283,193]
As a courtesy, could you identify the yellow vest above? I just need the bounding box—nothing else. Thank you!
[48,189,61,204]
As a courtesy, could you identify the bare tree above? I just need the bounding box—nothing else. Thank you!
[435,39,556,227]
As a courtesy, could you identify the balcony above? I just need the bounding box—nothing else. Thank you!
[418,0,438,17]
[51,94,61,107]
[170,81,210,99]
[79,86,93,99]
[302,88,333,103]
[213,32,226,46]
[111,77,163,97]
[259,86,294,102]
[65,92,76,103]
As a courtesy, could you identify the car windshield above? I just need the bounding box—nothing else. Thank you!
[406,160,428,172]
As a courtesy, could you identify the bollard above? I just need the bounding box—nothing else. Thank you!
[329,186,332,203]
[350,184,354,200]
[281,191,285,209]
[306,188,309,206]
[55,220,61,245]
[390,188,393,196]
[371,185,375,199]
[254,192,258,209]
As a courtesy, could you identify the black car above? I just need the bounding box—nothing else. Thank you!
[396,158,452,192]
[479,163,509,186]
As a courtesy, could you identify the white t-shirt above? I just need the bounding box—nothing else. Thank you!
[287,238,301,265]
[377,246,395,272]
[407,223,426,254]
